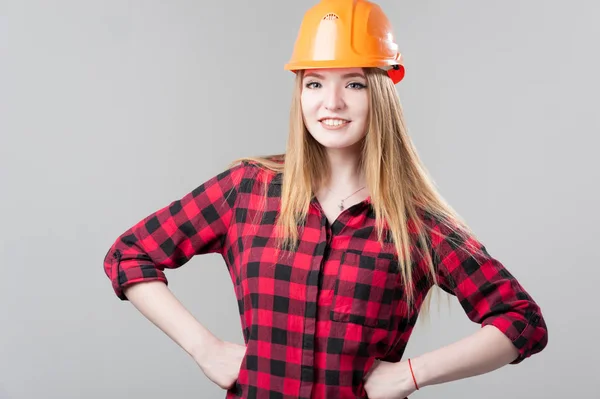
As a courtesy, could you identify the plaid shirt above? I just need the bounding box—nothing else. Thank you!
[103,161,548,398]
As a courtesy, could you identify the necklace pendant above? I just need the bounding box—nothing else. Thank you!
[339,202,344,211]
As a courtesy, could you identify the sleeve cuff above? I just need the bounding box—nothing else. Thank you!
[482,312,547,364]
[106,248,169,300]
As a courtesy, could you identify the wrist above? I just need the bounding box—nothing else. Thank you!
[392,359,419,394]
[188,331,220,365]
[407,355,429,389]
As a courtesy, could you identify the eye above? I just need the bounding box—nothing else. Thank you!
[347,82,367,90]
[305,81,321,89]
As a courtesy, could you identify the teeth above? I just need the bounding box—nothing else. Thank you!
[321,119,348,126]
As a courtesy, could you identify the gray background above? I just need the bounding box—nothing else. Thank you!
[2,0,598,398]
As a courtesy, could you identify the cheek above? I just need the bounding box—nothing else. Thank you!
[351,96,369,136]
[347,93,369,118]
[300,95,319,120]
[357,96,370,119]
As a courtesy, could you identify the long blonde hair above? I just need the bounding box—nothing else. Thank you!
[230,68,478,308]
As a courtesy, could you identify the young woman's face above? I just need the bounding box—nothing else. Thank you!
[300,68,369,150]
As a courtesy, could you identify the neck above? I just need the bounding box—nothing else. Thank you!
[323,146,365,192]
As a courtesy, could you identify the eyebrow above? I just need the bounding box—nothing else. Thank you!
[303,72,366,80]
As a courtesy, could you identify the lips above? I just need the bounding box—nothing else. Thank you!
[318,117,351,128]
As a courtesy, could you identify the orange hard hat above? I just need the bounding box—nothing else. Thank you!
[284,0,405,84]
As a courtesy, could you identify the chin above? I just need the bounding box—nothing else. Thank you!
[311,134,363,150]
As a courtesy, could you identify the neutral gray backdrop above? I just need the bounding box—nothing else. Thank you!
[2,1,598,398]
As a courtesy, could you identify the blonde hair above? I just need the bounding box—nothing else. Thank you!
[230,68,479,309]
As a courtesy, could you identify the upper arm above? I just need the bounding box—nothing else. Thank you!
[427,214,548,363]
[103,161,249,300]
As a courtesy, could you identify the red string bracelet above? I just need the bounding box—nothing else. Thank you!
[408,358,419,390]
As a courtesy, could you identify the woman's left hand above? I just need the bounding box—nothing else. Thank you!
[363,359,417,399]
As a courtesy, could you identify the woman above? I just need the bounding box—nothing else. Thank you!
[103,0,548,398]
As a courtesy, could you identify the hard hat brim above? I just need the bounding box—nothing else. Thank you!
[284,59,402,71]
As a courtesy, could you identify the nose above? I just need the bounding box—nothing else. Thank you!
[323,85,345,111]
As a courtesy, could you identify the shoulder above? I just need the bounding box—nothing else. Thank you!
[415,207,484,260]
[231,156,284,184]
[217,157,283,196]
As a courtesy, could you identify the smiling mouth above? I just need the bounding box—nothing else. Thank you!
[319,118,351,128]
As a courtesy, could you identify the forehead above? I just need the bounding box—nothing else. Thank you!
[302,67,366,79]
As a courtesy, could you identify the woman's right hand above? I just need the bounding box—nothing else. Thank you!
[119,282,246,390]
[194,338,247,389]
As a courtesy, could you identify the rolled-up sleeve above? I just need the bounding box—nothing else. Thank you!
[428,216,548,364]
[103,162,247,300]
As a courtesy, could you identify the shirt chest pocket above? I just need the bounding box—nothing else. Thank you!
[330,250,401,329]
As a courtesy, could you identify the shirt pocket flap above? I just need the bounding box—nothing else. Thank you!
[331,250,400,329]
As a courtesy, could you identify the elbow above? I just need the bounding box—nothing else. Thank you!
[510,311,549,364]
[103,241,168,301]
[103,245,128,300]
[528,312,549,356]
[482,302,548,365]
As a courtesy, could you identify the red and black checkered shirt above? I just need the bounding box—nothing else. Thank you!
[103,161,548,398]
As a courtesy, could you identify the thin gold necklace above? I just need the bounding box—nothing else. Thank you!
[328,186,366,211]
